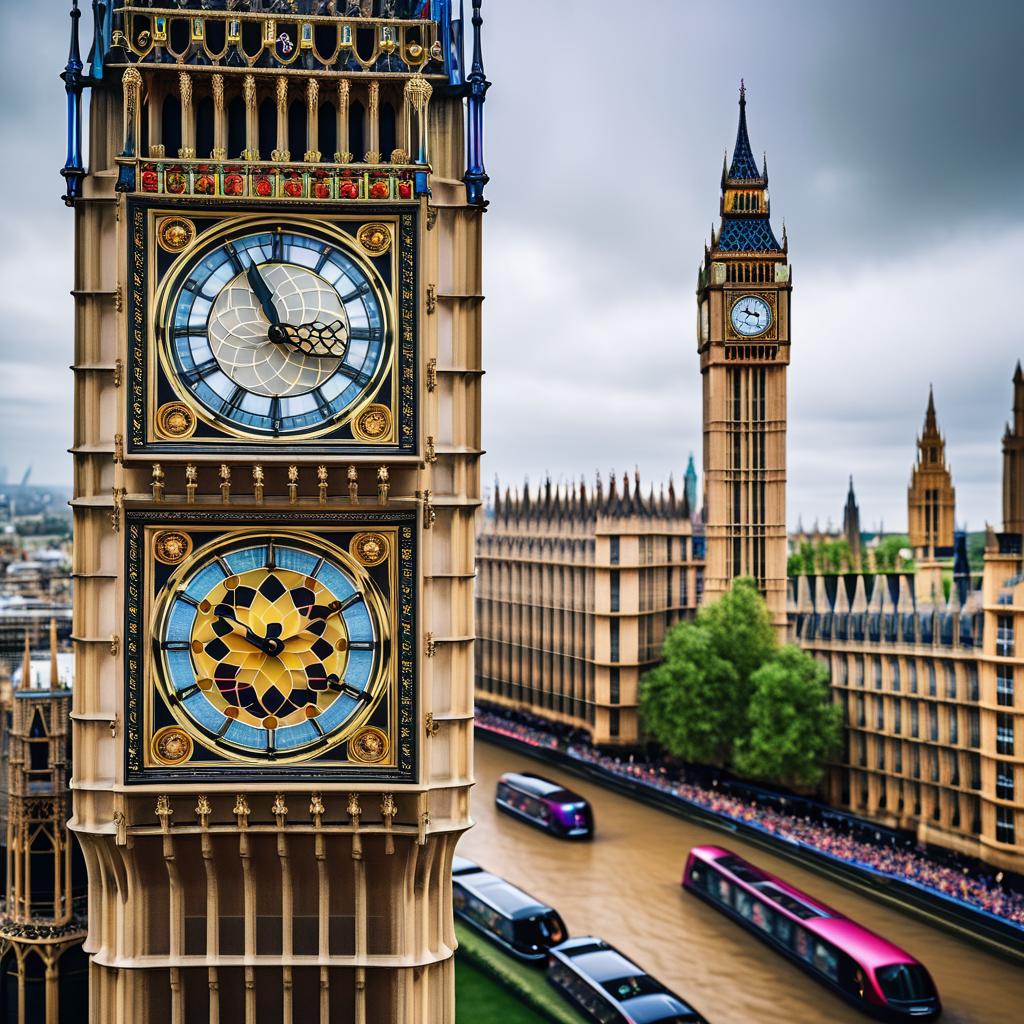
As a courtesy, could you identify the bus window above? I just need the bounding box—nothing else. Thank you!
[875,964,936,1001]
[496,783,511,801]
[689,864,706,890]
[716,877,732,904]
[773,913,793,948]
[813,942,839,982]
[794,927,813,963]
[734,890,753,920]
[751,898,773,933]
[452,883,467,911]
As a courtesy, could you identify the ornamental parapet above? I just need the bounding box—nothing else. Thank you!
[118,157,422,200]
[109,1,448,77]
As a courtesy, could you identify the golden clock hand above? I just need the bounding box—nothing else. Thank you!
[268,319,350,358]
[214,605,285,657]
[281,598,356,644]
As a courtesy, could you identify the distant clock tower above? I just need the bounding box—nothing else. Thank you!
[698,84,790,636]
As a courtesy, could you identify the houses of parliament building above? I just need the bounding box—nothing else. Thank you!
[475,88,1024,875]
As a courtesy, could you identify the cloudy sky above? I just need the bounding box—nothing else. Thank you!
[2,0,1021,532]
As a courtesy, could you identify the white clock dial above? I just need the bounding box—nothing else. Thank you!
[730,295,772,337]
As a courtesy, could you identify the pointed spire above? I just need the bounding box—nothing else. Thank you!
[925,384,937,431]
[20,632,32,691]
[60,0,86,205]
[727,79,762,181]
[463,0,491,206]
[49,617,59,687]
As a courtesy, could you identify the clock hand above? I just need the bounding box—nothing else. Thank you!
[214,604,285,656]
[282,599,352,644]
[268,319,350,358]
[246,261,281,326]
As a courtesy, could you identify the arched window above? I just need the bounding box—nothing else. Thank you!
[162,93,182,157]
[227,94,246,159]
[288,98,305,160]
[258,97,276,161]
[380,101,397,161]
[318,101,337,160]
[349,100,365,161]
[196,95,214,158]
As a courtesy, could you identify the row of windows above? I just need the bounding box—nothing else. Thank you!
[843,691,979,747]
[831,652,979,699]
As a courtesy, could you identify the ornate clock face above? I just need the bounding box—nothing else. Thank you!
[155,533,387,759]
[166,228,388,437]
[729,294,773,337]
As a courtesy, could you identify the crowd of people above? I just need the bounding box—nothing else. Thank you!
[474,706,1024,929]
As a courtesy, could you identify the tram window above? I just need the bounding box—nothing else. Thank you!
[751,899,773,933]
[813,942,839,981]
[875,964,935,1001]
[602,975,660,1001]
[794,927,814,964]
[713,875,732,904]
[496,783,511,801]
[773,914,793,947]
[452,883,467,911]
[734,890,753,920]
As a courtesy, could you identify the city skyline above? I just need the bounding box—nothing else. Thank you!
[2,0,1022,532]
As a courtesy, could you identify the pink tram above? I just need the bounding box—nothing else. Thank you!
[682,846,941,1020]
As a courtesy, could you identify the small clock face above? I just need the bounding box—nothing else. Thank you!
[166,228,388,437]
[729,295,773,337]
[155,534,386,759]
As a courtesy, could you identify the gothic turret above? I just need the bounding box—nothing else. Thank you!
[908,387,956,556]
[843,476,862,568]
[1004,361,1024,534]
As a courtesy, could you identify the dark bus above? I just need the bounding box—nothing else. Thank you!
[682,846,940,1020]
[495,771,594,838]
[452,857,568,962]
[547,936,707,1024]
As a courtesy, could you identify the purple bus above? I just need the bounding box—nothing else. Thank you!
[495,772,594,838]
[682,846,940,1021]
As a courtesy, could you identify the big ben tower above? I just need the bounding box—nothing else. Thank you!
[698,84,790,636]
[61,1,488,1021]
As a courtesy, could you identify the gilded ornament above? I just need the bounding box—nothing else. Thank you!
[349,726,388,763]
[357,222,392,256]
[152,726,193,765]
[158,217,196,253]
[154,530,193,565]
[351,532,388,566]
[156,401,197,439]
[353,404,392,442]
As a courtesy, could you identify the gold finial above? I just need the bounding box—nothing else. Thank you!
[377,465,390,505]
[219,463,231,503]
[421,489,435,529]
[253,464,264,503]
[317,465,328,504]
[195,795,212,821]
[309,792,325,822]
[424,632,436,658]
[113,432,124,464]
[151,463,165,502]
[233,794,250,819]
[381,793,397,856]
[185,464,198,504]
[425,436,436,463]
[111,487,124,532]
[426,357,437,392]
[49,617,59,687]
[347,465,359,504]
[272,794,288,819]
[347,793,362,819]
[155,795,173,828]
[288,465,299,504]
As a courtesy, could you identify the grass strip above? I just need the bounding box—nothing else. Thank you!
[455,922,590,1024]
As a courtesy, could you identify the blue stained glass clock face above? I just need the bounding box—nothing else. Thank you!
[156,536,385,759]
[729,294,772,337]
[167,229,388,436]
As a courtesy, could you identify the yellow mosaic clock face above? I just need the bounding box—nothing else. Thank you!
[153,531,389,761]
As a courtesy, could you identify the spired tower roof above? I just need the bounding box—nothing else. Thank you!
[713,83,783,254]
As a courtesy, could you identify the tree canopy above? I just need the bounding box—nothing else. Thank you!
[640,577,842,788]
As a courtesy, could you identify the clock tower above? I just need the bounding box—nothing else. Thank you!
[698,84,790,635]
[62,1,487,1021]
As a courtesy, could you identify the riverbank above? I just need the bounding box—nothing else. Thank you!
[475,720,1024,965]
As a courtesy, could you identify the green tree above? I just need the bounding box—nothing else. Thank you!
[640,627,740,766]
[640,577,774,766]
[733,646,843,788]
